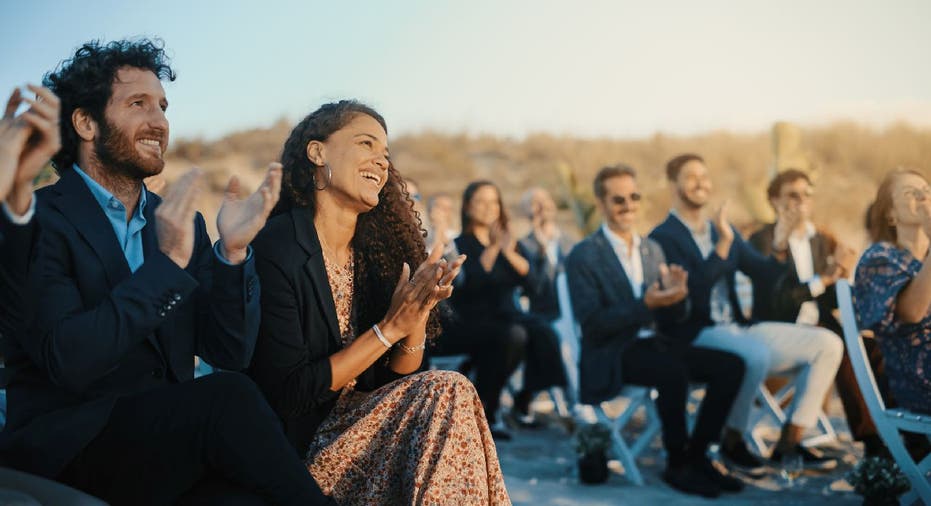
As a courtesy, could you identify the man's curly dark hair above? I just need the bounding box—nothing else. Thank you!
[276,101,440,341]
[42,38,176,173]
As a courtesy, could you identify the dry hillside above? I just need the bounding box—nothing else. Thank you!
[156,121,931,251]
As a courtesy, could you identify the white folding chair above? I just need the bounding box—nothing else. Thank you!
[504,275,575,419]
[748,380,838,455]
[837,279,931,506]
[555,272,663,485]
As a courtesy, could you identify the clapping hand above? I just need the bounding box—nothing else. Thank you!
[379,242,466,342]
[156,168,203,269]
[490,221,515,252]
[712,200,734,244]
[216,162,282,264]
[0,85,61,213]
[644,263,689,309]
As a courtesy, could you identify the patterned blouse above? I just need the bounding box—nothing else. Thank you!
[854,241,931,414]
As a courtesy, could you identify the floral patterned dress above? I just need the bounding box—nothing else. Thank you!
[306,255,511,505]
[854,242,931,414]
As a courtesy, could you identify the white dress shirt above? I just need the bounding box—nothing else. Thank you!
[602,224,654,338]
[786,222,824,325]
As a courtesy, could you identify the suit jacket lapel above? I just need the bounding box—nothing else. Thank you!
[592,230,637,301]
[810,233,829,275]
[640,240,660,288]
[141,190,161,263]
[293,208,342,346]
[49,169,132,288]
[141,191,171,360]
[664,215,705,263]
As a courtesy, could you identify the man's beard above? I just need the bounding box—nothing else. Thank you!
[94,118,165,180]
[677,187,706,210]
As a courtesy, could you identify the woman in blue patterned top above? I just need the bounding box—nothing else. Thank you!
[855,169,931,414]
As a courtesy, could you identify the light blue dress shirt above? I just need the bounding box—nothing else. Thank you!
[74,164,147,272]
[73,164,251,269]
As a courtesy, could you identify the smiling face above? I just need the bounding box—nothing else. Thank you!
[93,66,169,179]
[674,159,713,210]
[466,184,502,228]
[310,113,390,213]
[598,174,640,235]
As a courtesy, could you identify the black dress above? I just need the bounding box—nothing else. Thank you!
[438,233,567,423]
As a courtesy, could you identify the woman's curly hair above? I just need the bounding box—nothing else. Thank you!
[42,38,176,174]
[276,101,440,341]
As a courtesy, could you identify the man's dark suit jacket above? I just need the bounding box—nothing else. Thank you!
[518,232,574,320]
[0,207,38,357]
[565,229,687,405]
[748,223,839,327]
[649,214,784,343]
[247,207,413,454]
[0,168,260,478]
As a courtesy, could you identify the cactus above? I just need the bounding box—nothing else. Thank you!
[555,160,600,235]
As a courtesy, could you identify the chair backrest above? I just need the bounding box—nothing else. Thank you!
[836,280,889,415]
[553,272,581,399]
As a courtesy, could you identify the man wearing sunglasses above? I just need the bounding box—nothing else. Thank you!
[649,154,843,475]
[566,165,746,498]
[748,170,885,456]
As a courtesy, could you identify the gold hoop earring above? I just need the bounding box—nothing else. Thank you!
[312,164,332,191]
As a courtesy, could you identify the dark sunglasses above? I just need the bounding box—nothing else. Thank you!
[610,193,642,206]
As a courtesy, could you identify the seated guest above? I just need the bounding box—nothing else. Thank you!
[247,101,509,505]
[426,191,457,253]
[855,169,931,416]
[749,170,885,456]
[517,187,574,322]
[441,181,567,438]
[567,165,745,498]
[0,39,332,505]
[1,84,60,351]
[650,154,843,473]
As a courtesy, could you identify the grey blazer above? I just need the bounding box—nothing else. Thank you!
[518,232,574,320]
[565,228,688,404]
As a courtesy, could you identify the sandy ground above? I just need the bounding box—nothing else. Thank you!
[497,395,864,505]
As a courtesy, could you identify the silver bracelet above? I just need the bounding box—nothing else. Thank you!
[372,324,393,349]
[396,338,426,354]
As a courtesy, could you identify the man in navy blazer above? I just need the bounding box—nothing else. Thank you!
[649,153,843,474]
[567,165,745,498]
[0,40,332,505]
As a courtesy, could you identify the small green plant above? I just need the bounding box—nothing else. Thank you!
[845,456,910,504]
[574,423,612,456]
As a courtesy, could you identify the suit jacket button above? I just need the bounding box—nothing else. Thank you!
[151,369,164,378]
[173,293,182,302]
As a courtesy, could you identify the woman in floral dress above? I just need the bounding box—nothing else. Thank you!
[248,101,510,505]
[855,169,931,414]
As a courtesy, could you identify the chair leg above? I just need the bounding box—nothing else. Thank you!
[548,387,571,419]
[592,391,662,486]
[631,397,662,457]
[875,426,931,506]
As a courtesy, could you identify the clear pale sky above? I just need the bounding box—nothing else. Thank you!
[2,0,929,140]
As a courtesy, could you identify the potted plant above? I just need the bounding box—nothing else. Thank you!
[574,423,612,484]
[845,456,911,506]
